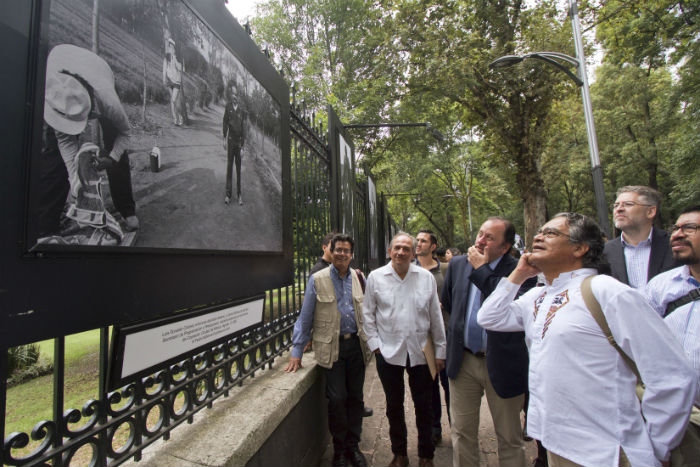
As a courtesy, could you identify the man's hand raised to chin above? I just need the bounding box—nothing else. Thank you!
[467,245,489,269]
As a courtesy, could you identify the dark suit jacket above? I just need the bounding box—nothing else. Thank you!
[603,227,676,285]
[441,254,535,399]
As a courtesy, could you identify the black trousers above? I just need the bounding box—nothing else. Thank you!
[375,353,434,459]
[225,142,242,199]
[325,335,365,452]
[431,366,450,433]
[105,151,136,218]
[38,127,70,237]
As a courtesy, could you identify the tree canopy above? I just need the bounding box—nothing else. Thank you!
[249,0,699,247]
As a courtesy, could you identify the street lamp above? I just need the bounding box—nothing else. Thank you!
[488,0,611,238]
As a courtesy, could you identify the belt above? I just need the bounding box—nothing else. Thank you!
[464,347,485,358]
[341,333,357,340]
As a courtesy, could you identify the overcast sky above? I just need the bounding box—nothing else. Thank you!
[225,0,260,23]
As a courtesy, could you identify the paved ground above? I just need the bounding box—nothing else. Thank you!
[319,357,538,467]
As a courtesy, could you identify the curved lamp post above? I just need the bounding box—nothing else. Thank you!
[488,1,611,238]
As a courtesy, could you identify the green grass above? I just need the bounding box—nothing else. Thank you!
[5,330,102,448]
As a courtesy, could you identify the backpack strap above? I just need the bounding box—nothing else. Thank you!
[355,268,366,293]
[580,275,642,382]
[664,287,700,317]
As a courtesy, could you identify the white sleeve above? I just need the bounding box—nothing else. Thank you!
[428,276,447,359]
[477,277,529,332]
[597,276,697,461]
[362,273,381,352]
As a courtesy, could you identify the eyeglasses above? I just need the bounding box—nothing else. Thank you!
[333,248,352,255]
[535,227,570,239]
[610,201,653,210]
[668,224,700,235]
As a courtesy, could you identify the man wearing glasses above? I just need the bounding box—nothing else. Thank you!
[644,205,700,466]
[604,186,675,288]
[478,212,696,467]
[285,234,371,467]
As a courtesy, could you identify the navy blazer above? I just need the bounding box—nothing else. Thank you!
[603,227,676,285]
[441,253,535,399]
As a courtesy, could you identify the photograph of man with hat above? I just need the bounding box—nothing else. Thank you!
[42,43,139,244]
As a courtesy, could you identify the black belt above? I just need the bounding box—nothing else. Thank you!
[341,333,357,340]
[465,347,485,358]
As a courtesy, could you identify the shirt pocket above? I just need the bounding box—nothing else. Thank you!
[314,295,335,333]
[414,287,434,313]
[312,334,333,366]
[375,289,394,309]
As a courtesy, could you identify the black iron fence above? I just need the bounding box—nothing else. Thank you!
[1,88,395,466]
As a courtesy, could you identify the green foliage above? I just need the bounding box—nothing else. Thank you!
[250,0,698,243]
[7,344,40,374]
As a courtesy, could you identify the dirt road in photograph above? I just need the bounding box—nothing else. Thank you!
[126,103,283,252]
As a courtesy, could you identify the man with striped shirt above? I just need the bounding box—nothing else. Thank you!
[604,186,675,288]
[645,205,700,466]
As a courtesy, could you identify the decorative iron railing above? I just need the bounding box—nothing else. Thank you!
[1,101,337,467]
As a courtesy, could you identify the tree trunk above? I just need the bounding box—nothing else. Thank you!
[519,167,547,248]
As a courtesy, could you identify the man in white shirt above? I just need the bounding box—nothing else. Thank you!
[644,205,700,466]
[363,232,447,467]
[477,212,696,467]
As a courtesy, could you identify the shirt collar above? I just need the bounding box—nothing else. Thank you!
[676,265,699,286]
[621,227,653,247]
[330,263,350,280]
[546,268,597,287]
[415,257,440,272]
[489,256,503,270]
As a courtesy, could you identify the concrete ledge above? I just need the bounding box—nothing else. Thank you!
[125,350,328,467]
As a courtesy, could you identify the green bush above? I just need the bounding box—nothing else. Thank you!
[7,344,40,374]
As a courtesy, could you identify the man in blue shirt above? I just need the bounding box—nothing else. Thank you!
[285,234,370,467]
[644,205,700,466]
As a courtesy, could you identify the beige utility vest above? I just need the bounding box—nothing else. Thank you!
[311,267,371,369]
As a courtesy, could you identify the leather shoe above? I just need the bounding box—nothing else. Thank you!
[362,406,373,417]
[332,450,348,467]
[418,458,433,467]
[345,447,368,467]
[388,454,409,467]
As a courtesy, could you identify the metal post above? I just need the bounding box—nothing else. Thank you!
[570,0,611,237]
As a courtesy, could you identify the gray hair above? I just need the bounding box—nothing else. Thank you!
[616,185,662,212]
[552,212,609,271]
[389,231,416,251]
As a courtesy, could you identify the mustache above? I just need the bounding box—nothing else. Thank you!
[672,240,692,247]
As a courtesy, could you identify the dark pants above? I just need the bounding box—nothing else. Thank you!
[38,126,70,237]
[225,142,242,199]
[375,353,434,459]
[326,335,365,452]
[105,151,136,218]
[431,367,450,434]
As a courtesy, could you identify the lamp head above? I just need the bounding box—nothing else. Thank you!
[488,55,524,69]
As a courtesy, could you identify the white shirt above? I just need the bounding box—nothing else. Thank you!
[363,262,447,366]
[478,269,696,467]
[646,266,700,407]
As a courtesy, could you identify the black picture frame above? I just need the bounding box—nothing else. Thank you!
[0,0,292,348]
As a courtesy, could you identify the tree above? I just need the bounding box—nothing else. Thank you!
[376,0,580,244]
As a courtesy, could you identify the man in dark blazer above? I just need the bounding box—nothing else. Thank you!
[441,217,535,467]
[604,186,676,288]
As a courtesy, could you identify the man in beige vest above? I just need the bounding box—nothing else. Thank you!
[285,233,371,467]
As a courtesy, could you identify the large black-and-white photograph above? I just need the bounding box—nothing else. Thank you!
[30,0,283,252]
[338,133,354,235]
